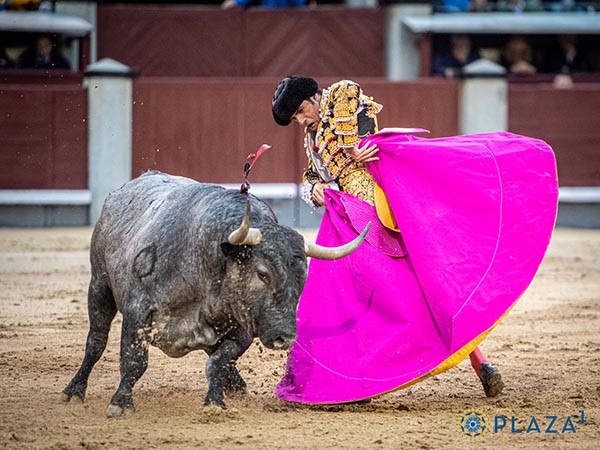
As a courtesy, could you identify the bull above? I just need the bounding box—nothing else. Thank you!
[59,171,368,417]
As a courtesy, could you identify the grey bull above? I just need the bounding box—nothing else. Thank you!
[59,171,369,417]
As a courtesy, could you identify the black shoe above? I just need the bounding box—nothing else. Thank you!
[346,398,372,405]
[479,362,504,397]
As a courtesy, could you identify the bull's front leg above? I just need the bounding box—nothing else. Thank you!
[222,361,247,395]
[107,303,153,418]
[204,331,252,409]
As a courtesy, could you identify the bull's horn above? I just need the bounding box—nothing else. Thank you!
[228,200,262,246]
[305,222,371,260]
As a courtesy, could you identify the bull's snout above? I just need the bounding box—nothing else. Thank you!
[268,333,297,350]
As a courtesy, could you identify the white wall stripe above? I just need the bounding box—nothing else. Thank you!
[1,186,599,205]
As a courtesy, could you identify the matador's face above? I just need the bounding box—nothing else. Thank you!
[291,94,321,132]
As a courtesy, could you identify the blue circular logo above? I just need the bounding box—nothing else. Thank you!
[458,409,489,440]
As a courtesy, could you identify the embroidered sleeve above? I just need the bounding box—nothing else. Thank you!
[330,81,361,149]
[323,80,383,150]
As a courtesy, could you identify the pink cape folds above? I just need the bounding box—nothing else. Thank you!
[276,130,558,404]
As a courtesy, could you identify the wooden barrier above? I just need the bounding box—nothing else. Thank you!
[97,5,385,78]
[131,77,460,184]
[3,75,599,191]
[0,72,87,189]
[508,83,600,187]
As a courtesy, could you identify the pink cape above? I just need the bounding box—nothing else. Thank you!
[276,131,558,404]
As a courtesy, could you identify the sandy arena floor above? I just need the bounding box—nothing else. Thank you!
[0,226,599,450]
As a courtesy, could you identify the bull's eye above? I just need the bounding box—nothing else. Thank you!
[257,268,271,285]
[293,255,306,266]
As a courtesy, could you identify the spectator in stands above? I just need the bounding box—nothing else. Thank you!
[496,0,544,12]
[500,35,537,75]
[5,0,42,11]
[0,47,15,68]
[469,0,494,12]
[542,35,592,89]
[432,34,480,78]
[543,34,591,75]
[435,0,471,12]
[18,34,71,70]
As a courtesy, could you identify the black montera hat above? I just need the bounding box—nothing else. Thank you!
[272,76,319,126]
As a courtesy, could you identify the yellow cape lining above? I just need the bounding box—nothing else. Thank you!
[374,183,400,232]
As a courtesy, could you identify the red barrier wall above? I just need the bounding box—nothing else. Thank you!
[131,77,460,183]
[132,78,304,184]
[508,83,600,186]
[0,73,87,189]
[98,5,385,78]
[3,75,599,191]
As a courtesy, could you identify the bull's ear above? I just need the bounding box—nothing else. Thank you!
[220,242,253,264]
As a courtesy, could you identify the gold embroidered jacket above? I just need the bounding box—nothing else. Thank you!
[302,80,383,207]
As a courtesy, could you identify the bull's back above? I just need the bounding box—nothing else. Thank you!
[90,172,223,271]
[91,169,277,265]
[90,170,275,267]
[101,171,220,225]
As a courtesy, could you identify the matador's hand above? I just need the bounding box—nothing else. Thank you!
[312,182,327,207]
[348,142,379,163]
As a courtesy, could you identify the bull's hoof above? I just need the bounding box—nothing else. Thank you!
[199,403,241,423]
[203,397,227,410]
[106,404,134,419]
[203,403,225,414]
[57,392,71,403]
[57,391,84,404]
